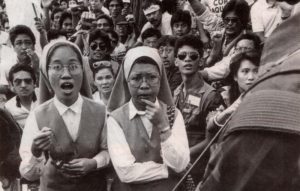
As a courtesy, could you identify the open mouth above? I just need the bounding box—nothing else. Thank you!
[60,82,74,94]
[183,64,193,70]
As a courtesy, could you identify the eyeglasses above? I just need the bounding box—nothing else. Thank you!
[90,42,107,51]
[235,46,254,52]
[128,73,160,88]
[158,47,174,55]
[92,61,112,69]
[177,52,200,61]
[48,63,82,75]
[223,17,240,25]
[13,78,33,86]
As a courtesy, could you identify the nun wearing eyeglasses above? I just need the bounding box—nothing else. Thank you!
[107,46,190,191]
[19,40,109,191]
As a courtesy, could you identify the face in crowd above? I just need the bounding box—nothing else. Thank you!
[235,39,255,54]
[53,11,62,30]
[89,37,109,61]
[144,8,162,28]
[115,23,129,37]
[13,34,34,62]
[11,70,35,98]
[158,45,175,70]
[223,11,243,37]
[172,22,189,37]
[89,0,104,12]
[61,17,74,38]
[143,36,159,48]
[127,61,161,109]
[175,45,202,76]
[60,0,68,10]
[96,18,112,32]
[47,45,83,106]
[94,63,115,95]
[109,0,123,18]
[234,59,258,92]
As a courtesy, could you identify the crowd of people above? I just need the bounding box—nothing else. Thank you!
[0,0,300,190]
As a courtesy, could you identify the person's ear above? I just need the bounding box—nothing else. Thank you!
[175,58,179,67]
[234,75,238,82]
[8,82,16,93]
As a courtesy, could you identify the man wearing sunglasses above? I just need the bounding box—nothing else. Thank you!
[5,64,37,129]
[173,35,224,183]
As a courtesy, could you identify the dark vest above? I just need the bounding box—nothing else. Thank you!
[35,97,107,191]
[110,102,180,191]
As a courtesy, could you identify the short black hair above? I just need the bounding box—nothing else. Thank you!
[106,29,119,42]
[142,0,161,10]
[96,14,114,29]
[47,29,67,41]
[104,0,124,9]
[235,33,262,52]
[89,28,112,49]
[8,64,36,84]
[174,35,204,57]
[50,7,63,21]
[9,25,36,46]
[221,0,250,29]
[141,28,161,42]
[58,11,72,29]
[157,35,177,48]
[171,10,192,30]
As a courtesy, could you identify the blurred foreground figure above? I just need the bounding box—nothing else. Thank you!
[198,2,300,191]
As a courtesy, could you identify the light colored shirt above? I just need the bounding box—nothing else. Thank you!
[19,95,110,181]
[4,96,38,129]
[92,91,105,106]
[107,99,190,183]
[0,45,17,86]
[204,55,232,81]
[251,0,283,38]
[138,12,173,42]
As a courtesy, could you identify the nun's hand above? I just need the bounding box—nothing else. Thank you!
[141,99,169,131]
[31,127,53,158]
[61,158,97,178]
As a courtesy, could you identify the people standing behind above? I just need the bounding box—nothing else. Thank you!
[173,35,224,176]
[106,30,127,65]
[202,33,261,81]
[137,0,172,43]
[92,60,115,106]
[188,0,250,56]
[250,0,293,41]
[59,11,76,39]
[51,8,63,30]
[105,0,124,22]
[19,40,109,191]
[171,9,192,38]
[0,25,39,101]
[5,64,38,129]
[114,15,138,50]
[107,46,190,190]
[88,0,110,17]
[157,35,182,93]
[141,28,161,48]
[96,14,114,32]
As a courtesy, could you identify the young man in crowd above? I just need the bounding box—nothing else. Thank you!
[0,25,39,101]
[157,35,182,93]
[137,0,172,43]
[5,64,38,129]
[171,9,192,38]
[88,0,110,17]
[141,28,161,48]
[173,35,224,183]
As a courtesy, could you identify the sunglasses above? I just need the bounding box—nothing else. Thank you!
[13,78,33,86]
[223,17,240,25]
[177,52,200,61]
[92,61,112,69]
[90,42,107,51]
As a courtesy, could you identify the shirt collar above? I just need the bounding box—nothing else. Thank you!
[129,98,159,120]
[54,94,83,116]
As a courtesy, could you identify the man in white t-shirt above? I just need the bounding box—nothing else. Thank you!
[137,0,172,43]
[250,0,293,41]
